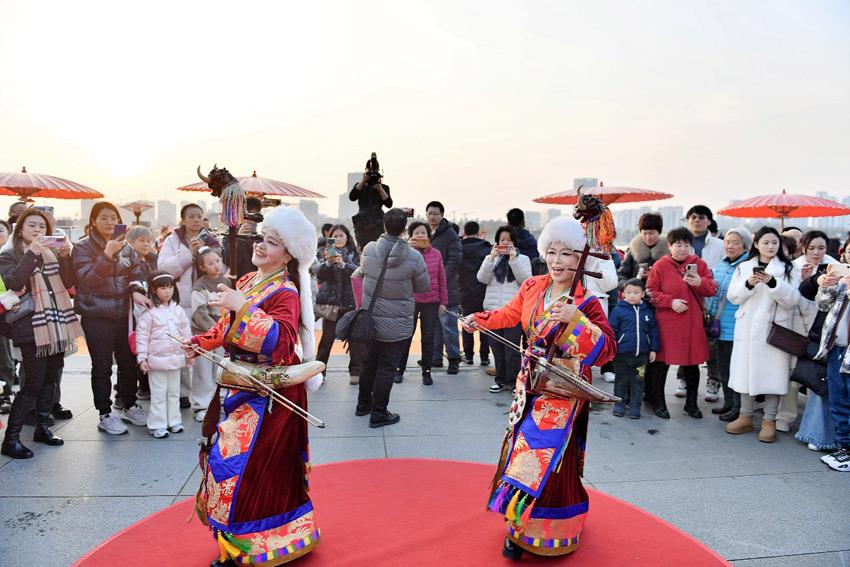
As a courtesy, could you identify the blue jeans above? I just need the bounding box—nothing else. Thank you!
[432,304,461,363]
[795,391,837,451]
[826,346,850,448]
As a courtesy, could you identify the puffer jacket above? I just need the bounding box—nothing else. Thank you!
[413,246,447,305]
[459,237,491,311]
[360,234,430,342]
[315,247,360,313]
[135,301,191,371]
[706,254,747,341]
[71,230,132,320]
[609,299,660,356]
[157,227,220,317]
[429,219,463,306]
[477,253,532,311]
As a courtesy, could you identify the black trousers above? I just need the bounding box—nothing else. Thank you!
[491,325,522,387]
[399,303,439,372]
[614,353,648,408]
[460,303,489,361]
[358,339,407,417]
[353,225,383,252]
[717,340,739,410]
[82,316,138,414]
[662,363,701,408]
[3,343,65,442]
[316,316,366,376]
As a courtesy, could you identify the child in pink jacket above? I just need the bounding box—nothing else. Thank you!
[136,271,192,438]
[397,222,447,385]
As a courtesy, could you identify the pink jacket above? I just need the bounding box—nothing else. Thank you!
[413,246,448,305]
[135,302,192,371]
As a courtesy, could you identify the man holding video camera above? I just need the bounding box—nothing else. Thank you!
[349,153,393,250]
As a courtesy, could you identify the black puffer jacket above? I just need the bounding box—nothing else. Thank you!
[429,219,463,306]
[71,230,132,319]
[459,237,491,311]
[0,246,75,345]
[315,247,360,313]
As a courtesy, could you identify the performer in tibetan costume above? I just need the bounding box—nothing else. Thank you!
[187,207,324,567]
[465,217,616,560]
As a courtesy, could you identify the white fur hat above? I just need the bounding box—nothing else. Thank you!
[537,217,587,257]
[258,206,322,390]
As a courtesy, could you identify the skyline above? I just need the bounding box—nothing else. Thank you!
[2,1,849,222]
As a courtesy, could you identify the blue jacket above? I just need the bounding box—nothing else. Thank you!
[706,255,746,341]
[609,299,660,356]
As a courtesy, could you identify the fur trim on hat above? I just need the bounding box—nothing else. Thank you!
[537,217,587,257]
[258,207,323,390]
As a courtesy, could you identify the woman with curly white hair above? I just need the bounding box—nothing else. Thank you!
[185,206,323,566]
[464,216,617,561]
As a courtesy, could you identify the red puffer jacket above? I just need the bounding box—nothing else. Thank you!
[413,246,447,305]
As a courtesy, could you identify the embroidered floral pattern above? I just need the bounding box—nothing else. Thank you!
[217,403,259,459]
[504,432,553,492]
[532,397,576,430]
[207,473,238,525]
[246,510,318,556]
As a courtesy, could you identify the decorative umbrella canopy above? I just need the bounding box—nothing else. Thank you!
[0,166,104,200]
[717,189,850,230]
[533,182,673,206]
[178,170,325,199]
[120,200,155,225]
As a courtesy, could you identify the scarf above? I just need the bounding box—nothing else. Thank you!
[31,249,84,357]
[493,254,515,283]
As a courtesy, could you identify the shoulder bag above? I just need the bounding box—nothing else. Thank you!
[766,302,808,359]
[5,292,33,324]
[686,282,717,339]
[335,245,392,344]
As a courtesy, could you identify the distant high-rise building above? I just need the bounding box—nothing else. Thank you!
[299,199,320,227]
[524,211,542,232]
[80,199,95,225]
[545,208,561,224]
[157,200,177,228]
[339,172,361,221]
[658,206,684,233]
[574,178,598,191]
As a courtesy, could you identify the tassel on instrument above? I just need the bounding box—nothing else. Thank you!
[505,489,522,522]
[489,483,511,513]
[584,205,616,253]
[519,498,536,529]
[220,182,246,229]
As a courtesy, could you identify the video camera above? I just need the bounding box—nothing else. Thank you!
[365,152,383,185]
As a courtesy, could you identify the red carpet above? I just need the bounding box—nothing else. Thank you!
[75,459,729,566]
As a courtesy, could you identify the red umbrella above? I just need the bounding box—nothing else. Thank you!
[0,166,104,200]
[177,170,325,199]
[120,200,155,225]
[717,189,850,230]
[533,182,673,206]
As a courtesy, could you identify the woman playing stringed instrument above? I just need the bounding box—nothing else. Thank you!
[463,216,617,560]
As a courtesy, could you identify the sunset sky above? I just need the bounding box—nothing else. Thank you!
[1,0,848,222]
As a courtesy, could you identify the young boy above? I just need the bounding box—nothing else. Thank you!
[609,278,660,418]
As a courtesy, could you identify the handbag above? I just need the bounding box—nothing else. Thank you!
[315,303,341,322]
[766,304,808,359]
[336,246,392,344]
[128,308,138,356]
[790,341,829,398]
[4,292,33,324]
[686,283,717,339]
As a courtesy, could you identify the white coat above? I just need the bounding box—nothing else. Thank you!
[157,231,195,317]
[478,254,532,311]
[728,257,801,396]
[135,302,192,371]
[582,256,618,315]
[693,235,724,272]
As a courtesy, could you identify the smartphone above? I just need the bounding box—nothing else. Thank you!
[197,228,210,242]
[752,266,765,275]
[827,263,850,277]
[327,242,337,257]
[496,244,511,255]
[44,235,67,249]
[112,224,127,240]
[402,207,415,218]
[686,263,697,275]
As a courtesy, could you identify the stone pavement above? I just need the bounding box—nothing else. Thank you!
[1,354,849,566]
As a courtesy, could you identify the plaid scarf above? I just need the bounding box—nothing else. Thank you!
[31,249,83,357]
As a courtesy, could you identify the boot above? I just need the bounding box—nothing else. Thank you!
[725,414,754,434]
[683,371,703,418]
[33,412,64,446]
[758,419,776,443]
[1,398,34,459]
[0,395,11,415]
[652,371,669,419]
[422,369,433,386]
[502,538,523,561]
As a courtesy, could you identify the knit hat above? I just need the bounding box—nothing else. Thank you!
[258,207,322,390]
[537,217,587,257]
[724,227,753,252]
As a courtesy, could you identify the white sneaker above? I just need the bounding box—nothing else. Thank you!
[821,449,850,472]
[775,420,791,433]
[121,405,147,427]
[808,443,820,451]
[169,424,184,434]
[98,413,128,435]
[602,372,615,383]
[675,379,687,398]
[704,380,720,402]
[150,428,169,439]
[193,410,207,423]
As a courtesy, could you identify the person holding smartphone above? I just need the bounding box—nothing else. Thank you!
[646,227,717,419]
[726,227,799,443]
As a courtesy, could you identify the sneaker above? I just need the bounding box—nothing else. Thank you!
[490,383,509,393]
[821,448,850,472]
[52,403,73,420]
[447,361,460,375]
[355,405,370,417]
[169,424,184,434]
[136,390,151,401]
[485,367,497,377]
[150,428,169,439]
[121,404,147,426]
[422,370,433,386]
[704,380,720,402]
[98,413,128,435]
[179,397,190,409]
[612,403,625,417]
[480,358,490,366]
[194,410,207,423]
[463,356,474,365]
[393,371,404,384]
[602,372,615,383]
[112,399,126,411]
[369,411,400,429]
[675,378,687,398]
[0,396,12,415]
[808,443,820,451]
